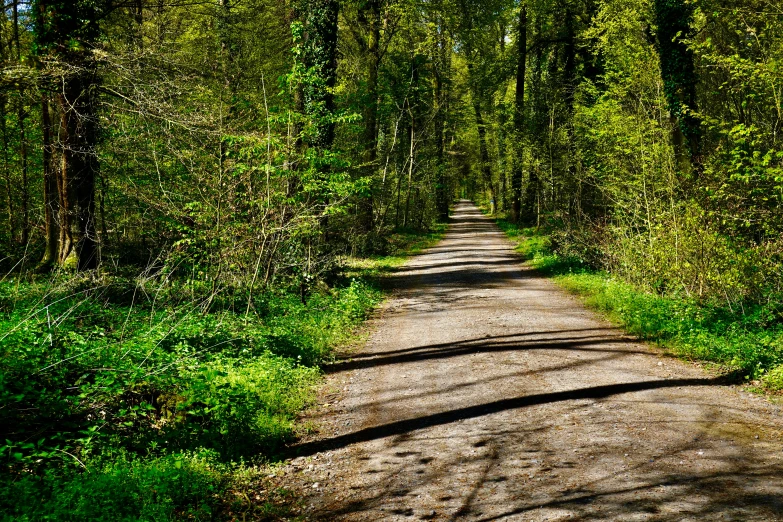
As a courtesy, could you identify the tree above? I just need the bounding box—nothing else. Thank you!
[510,0,527,222]
[34,0,105,270]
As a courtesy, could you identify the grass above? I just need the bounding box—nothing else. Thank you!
[493,216,783,389]
[0,225,445,521]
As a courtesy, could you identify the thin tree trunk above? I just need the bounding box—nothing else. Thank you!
[0,16,13,242]
[1,96,11,242]
[511,2,527,222]
[18,104,29,246]
[433,19,449,221]
[403,124,414,228]
[523,18,543,224]
[360,0,380,232]
[497,108,507,213]
[40,95,58,269]
[13,2,28,245]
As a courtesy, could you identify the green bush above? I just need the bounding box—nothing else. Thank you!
[494,217,783,382]
[0,226,438,520]
[176,355,319,458]
[0,452,223,521]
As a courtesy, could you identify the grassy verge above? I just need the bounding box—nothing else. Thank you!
[494,217,783,389]
[0,226,445,521]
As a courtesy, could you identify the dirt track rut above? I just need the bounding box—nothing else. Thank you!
[285,200,783,521]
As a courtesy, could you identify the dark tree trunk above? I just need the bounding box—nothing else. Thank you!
[56,73,99,270]
[34,0,102,270]
[434,20,450,221]
[472,99,496,214]
[0,16,13,242]
[522,17,543,225]
[13,2,29,245]
[511,2,527,223]
[40,96,59,269]
[360,0,381,232]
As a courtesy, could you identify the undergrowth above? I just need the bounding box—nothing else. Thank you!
[494,216,783,390]
[0,226,444,521]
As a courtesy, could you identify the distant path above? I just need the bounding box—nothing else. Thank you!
[285,200,783,521]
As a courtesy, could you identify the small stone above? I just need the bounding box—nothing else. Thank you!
[313,483,320,489]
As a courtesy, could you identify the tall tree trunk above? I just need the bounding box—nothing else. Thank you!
[296,0,340,150]
[18,105,29,246]
[562,8,577,222]
[522,16,542,225]
[56,73,99,270]
[433,20,450,221]
[403,120,414,228]
[35,0,102,270]
[40,96,59,269]
[510,3,527,222]
[360,0,380,232]
[0,17,13,242]
[497,111,507,213]
[293,0,339,242]
[1,96,12,242]
[13,1,29,245]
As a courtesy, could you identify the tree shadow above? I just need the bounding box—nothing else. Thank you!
[287,375,737,459]
[325,331,650,373]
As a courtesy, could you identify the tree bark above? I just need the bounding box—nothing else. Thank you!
[13,1,29,245]
[40,95,59,269]
[433,19,450,221]
[0,15,13,242]
[56,75,99,270]
[510,2,527,222]
[360,0,381,232]
[34,0,103,270]
[296,0,340,150]
[522,15,542,225]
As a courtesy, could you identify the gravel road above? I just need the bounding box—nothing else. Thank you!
[284,200,783,521]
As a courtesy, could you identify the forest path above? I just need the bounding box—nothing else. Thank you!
[284,200,783,521]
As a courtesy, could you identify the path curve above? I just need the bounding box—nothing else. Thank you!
[286,201,783,521]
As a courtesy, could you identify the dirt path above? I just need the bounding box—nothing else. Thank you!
[283,201,783,521]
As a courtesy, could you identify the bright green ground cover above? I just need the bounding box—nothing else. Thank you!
[0,227,444,521]
[495,218,783,389]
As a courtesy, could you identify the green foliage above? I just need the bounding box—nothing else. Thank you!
[0,278,380,469]
[0,220,442,519]
[0,451,223,521]
[653,0,701,157]
[496,220,783,384]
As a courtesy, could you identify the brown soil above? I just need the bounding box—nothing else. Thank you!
[280,200,783,521]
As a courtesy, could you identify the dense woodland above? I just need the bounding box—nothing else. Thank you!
[1,0,783,518]
[0,0,780,301]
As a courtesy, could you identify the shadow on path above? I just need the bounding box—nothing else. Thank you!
[289,375,734,459]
